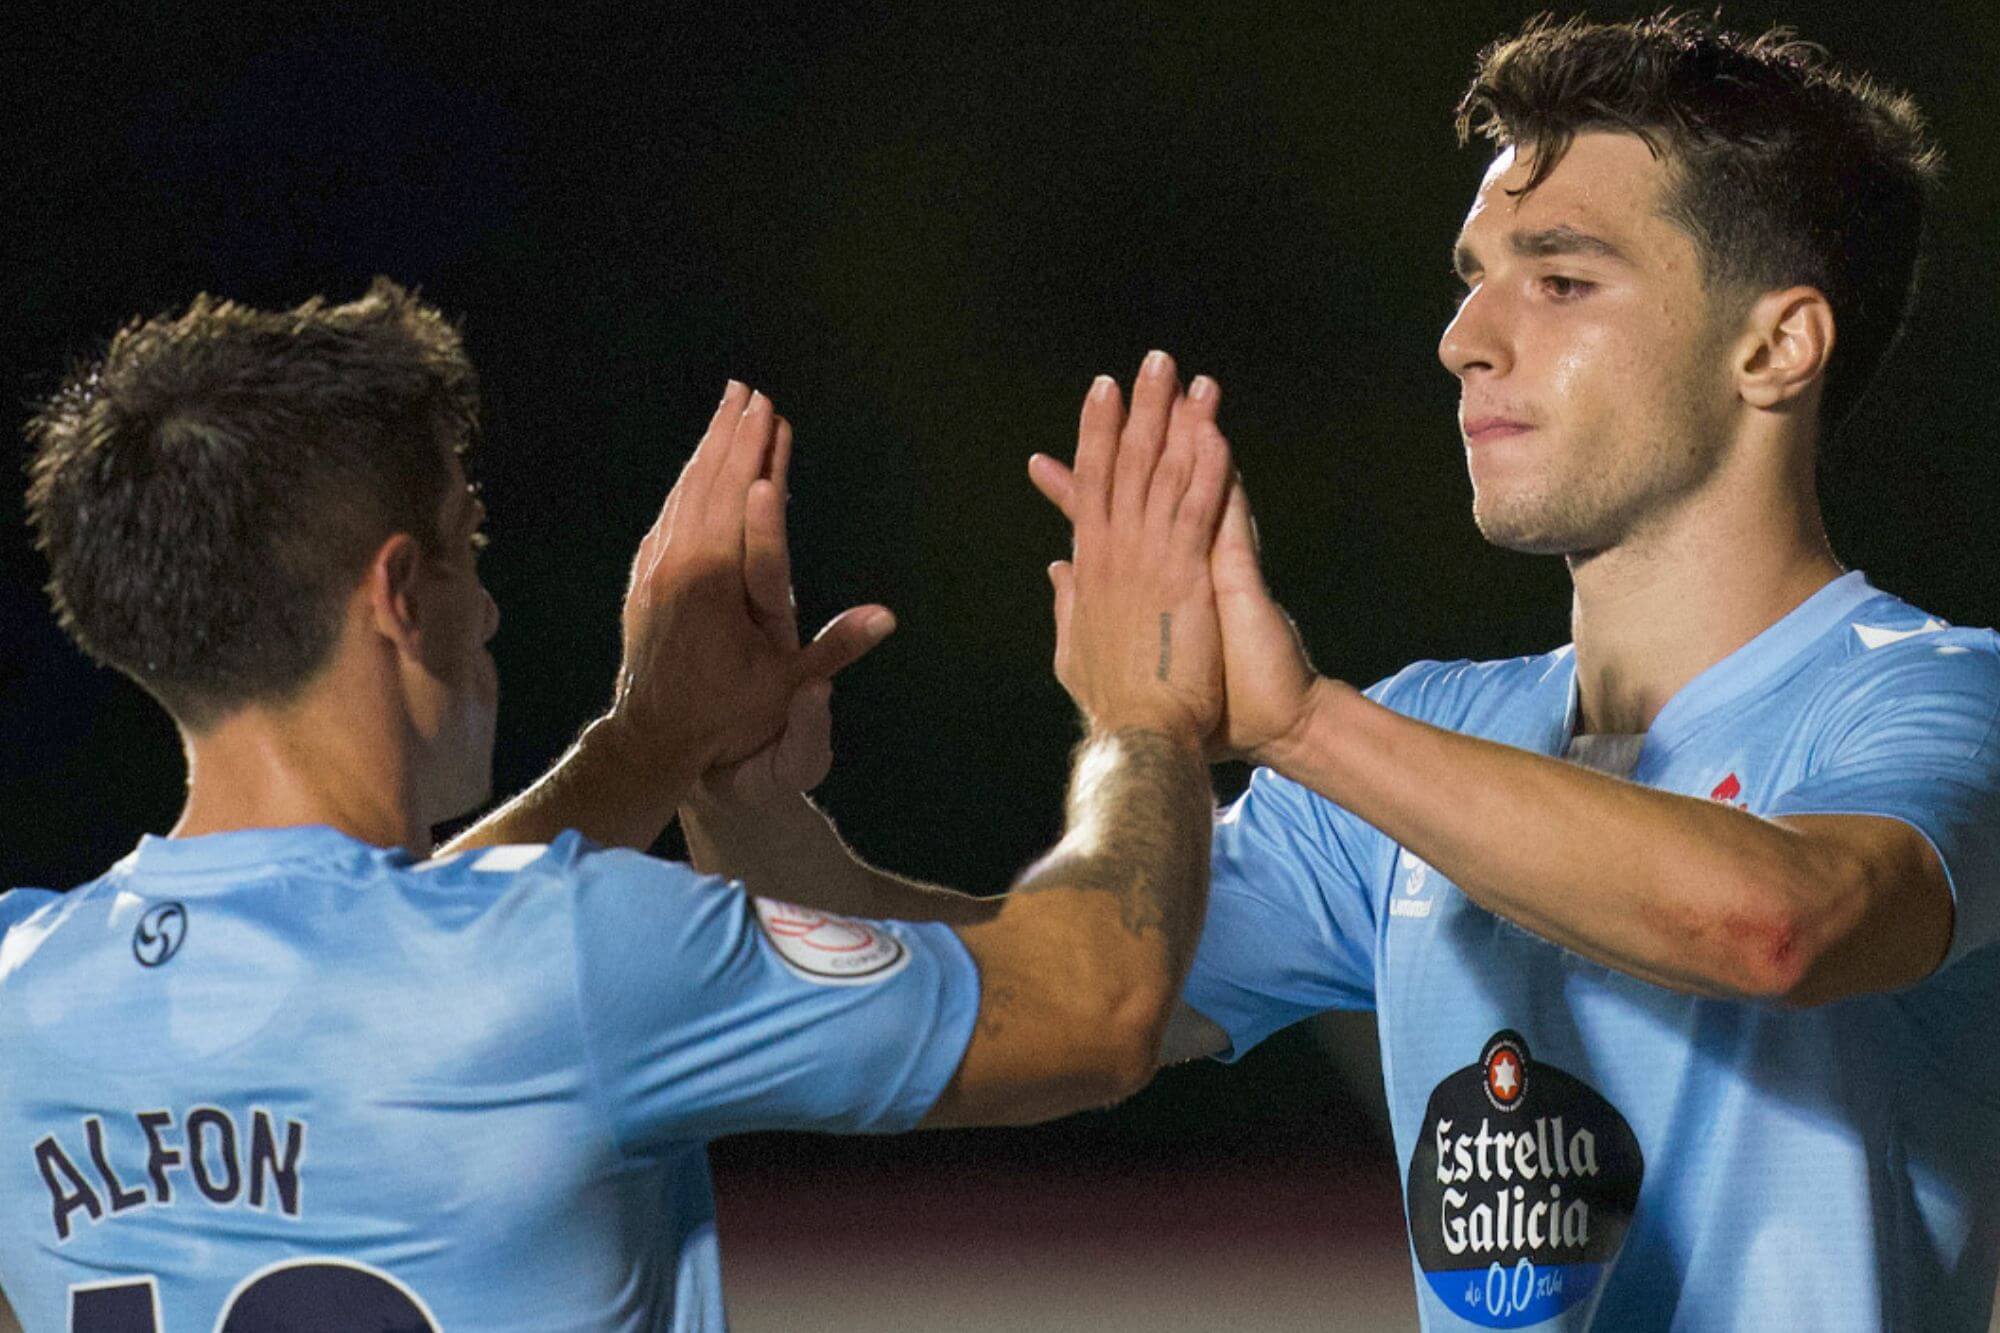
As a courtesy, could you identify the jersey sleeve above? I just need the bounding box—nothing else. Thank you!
[566,846,981,1151]
[1180,763,1387,1062]
[1765,636,2000,969]
[0,890,58,948]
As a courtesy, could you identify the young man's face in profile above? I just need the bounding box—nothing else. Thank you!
[1439,131,1746,556]
[411,456,502,824]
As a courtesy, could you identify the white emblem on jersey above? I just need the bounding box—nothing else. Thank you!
[753,898,910,985]
[1853,618,1946,651]
[1391,848,1435,919]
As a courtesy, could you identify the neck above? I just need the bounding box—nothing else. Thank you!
[1567,455,1842,736]
[171,674,431,856]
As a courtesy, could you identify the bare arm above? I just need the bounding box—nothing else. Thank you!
[1028,453,1953,1007]
[922,727,1213,1126]
[0,1282,19,1333]
[919,353,1234,1125]
[1263,680,1950,1005]
[680,787,995,924]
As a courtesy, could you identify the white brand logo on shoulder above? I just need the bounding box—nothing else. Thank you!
[1391,849,1435,920]
[753,898,910,986]
[1853,618,1947,651]
[469,845,546,873]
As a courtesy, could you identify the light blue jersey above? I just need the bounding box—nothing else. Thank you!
[1186,572,2000,1331]
[0,828,979,1332]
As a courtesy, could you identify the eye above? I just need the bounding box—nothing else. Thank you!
[1540,274,1594,301]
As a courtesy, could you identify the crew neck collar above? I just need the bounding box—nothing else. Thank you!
[1560,570,1878,755]
[121,825,410,877]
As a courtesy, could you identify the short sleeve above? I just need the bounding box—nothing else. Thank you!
[1765,637,2000,969]
[567,848,981,1150]
[0,889,58,947]
[1180,765,1386,1062]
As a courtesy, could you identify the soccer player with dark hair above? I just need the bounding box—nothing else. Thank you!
[0,282,1238,1329]
[671,14,2000,1328]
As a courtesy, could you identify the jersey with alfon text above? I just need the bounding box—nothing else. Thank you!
[0,829,979,1332]
[1184,572,2000,1331]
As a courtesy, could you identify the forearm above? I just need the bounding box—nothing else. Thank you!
[442,714,696,857]
[922,726,1216,1127]
[1266,680,1853,999]
[680,789,995,924]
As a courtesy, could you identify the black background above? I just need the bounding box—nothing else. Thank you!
[5,1,1997,1179]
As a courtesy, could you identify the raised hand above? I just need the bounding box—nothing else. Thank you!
[1034,352,1232,744]
[1029,374,1320,764]
[612,382,894,779]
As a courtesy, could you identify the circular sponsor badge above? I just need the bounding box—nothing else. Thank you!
[753,898,910,986]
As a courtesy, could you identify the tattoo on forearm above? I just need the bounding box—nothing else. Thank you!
[1013,728,1213,984]
[1157,613,1173,681]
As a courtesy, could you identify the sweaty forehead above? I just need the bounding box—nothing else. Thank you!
[1457,132,1674,256]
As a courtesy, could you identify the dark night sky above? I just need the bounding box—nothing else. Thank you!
[5,1,1998,1162]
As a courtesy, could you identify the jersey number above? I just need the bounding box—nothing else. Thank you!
[70,1259,440,1332]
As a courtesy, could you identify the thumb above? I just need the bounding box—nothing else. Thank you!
[1210,476,1271,597]
[794,605,897,683]
[770,679,835,794]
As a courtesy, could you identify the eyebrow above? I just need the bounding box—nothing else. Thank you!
[1452,225,1632,280]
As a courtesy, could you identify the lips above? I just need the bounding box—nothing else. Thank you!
[1460,415,1534,445]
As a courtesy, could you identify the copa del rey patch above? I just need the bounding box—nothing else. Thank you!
[753,898,910,986]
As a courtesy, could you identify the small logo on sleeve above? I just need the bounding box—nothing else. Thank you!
[1708,773,1743,805]
[132,903,188,968]
[753,899,910,986]
[1407,1031,1644,1327]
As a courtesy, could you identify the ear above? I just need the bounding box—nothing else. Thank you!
[364,533,427,658]
[1733,286,1835,412]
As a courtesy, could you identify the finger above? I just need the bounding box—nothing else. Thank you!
[1209,473,1271,596]
[1113,350,1179,524]
[767,414,794,502]
[1072,375,1122,524]
[743,479,799,649]
[794,605,897,682]
[1172,424,1235,556]
[1146,376,1213,537]
[707,389,775,545]
[1027,453,1077,521]
[772,680,835,793]
[677,379,751,521]
[1048,559,1074,679]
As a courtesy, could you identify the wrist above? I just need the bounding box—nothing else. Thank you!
[1083,709,1208,754]
[586,709,705,804]
[1254,674,1351,775]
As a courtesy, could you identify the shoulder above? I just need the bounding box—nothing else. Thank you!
[401,833,734,943]
[1809,594,2000,713]
[0,887,63,946]
[412,832,717,895]
[1365,646,1574,730]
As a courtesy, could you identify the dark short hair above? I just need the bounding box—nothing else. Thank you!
[25,278,479,729]
[1456,12,1941,438]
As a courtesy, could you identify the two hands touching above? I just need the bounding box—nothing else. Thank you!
[641,354,1329,810]
[1025,350,1323,766]
[604,380,893,806]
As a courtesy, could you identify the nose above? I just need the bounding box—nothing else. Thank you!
[1438,281,1510,382]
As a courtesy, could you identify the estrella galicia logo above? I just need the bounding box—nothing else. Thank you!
[133,902,188,968]
[1407,1030,1644,1328]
